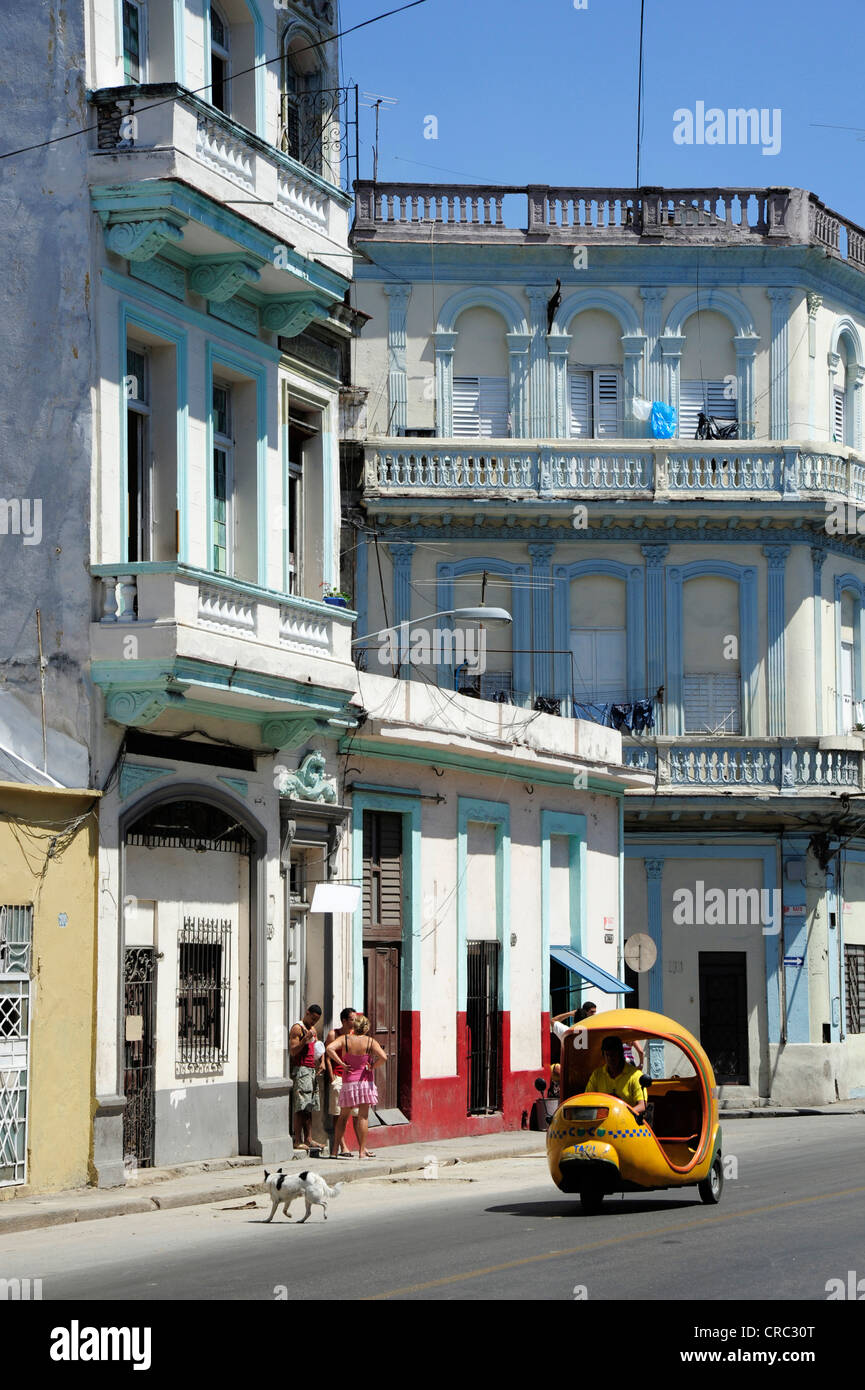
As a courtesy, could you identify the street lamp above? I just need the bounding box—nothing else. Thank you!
[351,607,512,646]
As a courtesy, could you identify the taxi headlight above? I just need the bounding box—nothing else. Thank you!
[562,1106,609,1122]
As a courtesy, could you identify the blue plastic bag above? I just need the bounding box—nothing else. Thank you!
[650,401,677,439]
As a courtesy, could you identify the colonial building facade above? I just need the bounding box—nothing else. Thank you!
[347,181,865,1105]
[0,5,644,1184]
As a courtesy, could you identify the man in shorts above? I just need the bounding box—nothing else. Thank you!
[289,1004,323,1150]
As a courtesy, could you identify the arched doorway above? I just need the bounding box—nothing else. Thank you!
[121,795,258,1168]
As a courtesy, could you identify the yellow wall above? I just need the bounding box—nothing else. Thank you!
[0,785,98,1196]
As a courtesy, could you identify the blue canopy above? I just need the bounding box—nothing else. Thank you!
[550,945,632,995]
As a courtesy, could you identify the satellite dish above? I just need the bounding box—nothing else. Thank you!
[624,932,657,973]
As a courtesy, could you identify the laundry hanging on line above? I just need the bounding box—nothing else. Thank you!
[572,696,657,735]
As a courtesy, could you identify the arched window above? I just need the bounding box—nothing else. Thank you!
[833,337,854,446]
[210,4,231,114]
[452,307,510,438]
[679,310,737,439]
[570,574,626,706]
[567,310,623,438]
[281,31,324,172]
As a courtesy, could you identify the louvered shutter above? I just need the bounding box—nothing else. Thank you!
[594,629,627,701]
[478,377,508,437]
[683,674,741,733]
[834,388,846,444]
[453,378,481,438]
[569,371,592,437]
[679,381,706,439]
[595,372,622,437]
[705,379,736,420]
[363,811,403,937]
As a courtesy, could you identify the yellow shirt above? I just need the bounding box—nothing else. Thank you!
[586,1062,645,1109]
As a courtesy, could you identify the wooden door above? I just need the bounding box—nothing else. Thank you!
[363,945,400,1110]
[699,951,749,1084]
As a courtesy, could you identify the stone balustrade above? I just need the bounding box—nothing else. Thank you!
[354,183,865,268]
[623,739,865,792]
[363,439,861,503]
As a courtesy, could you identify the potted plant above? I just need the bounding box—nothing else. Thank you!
[321,584,351,609]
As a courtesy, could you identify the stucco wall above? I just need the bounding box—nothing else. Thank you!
[0,787,97,1197]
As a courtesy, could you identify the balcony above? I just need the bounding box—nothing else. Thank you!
[362,438,864,516]
[353,183,865,268]
[623,738,865,794]
[90,565,358,742]
[89,84,353,281]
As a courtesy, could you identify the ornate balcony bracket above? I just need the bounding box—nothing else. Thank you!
[260,294,333,336]
[189,259,263,302]
[105,689,172,727]
[104,217,185,262]
[262,715,329,750]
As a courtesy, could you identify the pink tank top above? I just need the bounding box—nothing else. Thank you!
[342,1040,373,1077]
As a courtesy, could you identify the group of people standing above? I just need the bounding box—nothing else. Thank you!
[288,1004,387,1160]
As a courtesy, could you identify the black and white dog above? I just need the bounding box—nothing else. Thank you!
[263,1168,343,1223]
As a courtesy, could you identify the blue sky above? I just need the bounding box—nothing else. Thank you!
[341,0,865,224]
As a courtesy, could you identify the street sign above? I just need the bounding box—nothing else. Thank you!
[783,955,804,967]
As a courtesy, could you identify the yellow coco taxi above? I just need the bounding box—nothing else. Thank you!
[547,1008,723,1214]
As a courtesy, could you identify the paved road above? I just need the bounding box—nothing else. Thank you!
[1,1117,863,1301]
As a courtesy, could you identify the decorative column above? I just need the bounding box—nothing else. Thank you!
[507,333,532,438]
[640,288,666,403]
[434,331,458,437]
[528,544,555,701]
[812,546,827,736]
[734,332,760,439]
[389,543,415,678]
[621,334,648,438]
[827,350,842,444]
[547,334,572,438]
[767,288,793,440]
[642,544,668,727]
[525,288,551,437]
[806,291,821,359]
[764,544,790,736]
[384,285,411,436]
[853,365,865,452]
[658,334,685,429]
[781,837,811,1044]
[644,858,665,1077]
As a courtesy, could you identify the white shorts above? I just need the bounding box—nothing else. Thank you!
[328,1076,358,1118]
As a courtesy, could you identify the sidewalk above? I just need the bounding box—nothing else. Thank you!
[0,1131,545,1236]
[2,1102,862,1237]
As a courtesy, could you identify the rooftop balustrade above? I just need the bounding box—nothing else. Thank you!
[623,739,865,793]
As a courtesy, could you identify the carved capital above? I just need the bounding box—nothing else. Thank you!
[811,546,828,574]
[640,287,666,306]
[389,542,415,569]
[261,294,330,336]
[641,543,669,567]
[763,544,791,570]
[806,292,823,319]
[263,716,324,750]
[767,286,793,308]
[189,259,262,302]
[645,857,664,881]
[383,284,411,309]
[105,218,185,262]
[528,543,555,565]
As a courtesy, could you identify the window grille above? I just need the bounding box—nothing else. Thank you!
[0,907,32,1186]
[846,944,865,1035]
[467,941,501,1114]
[176,917,231,1074]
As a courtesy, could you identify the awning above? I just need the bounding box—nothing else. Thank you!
[550,946,632,995]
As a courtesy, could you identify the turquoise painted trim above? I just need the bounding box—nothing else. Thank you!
[92,657,355,715]
[104,269,280,361]
[781,836,810,1044]
[834,573,865,732]
[119,303,189,565]
[625,841,781,1045]
[350,791,422,1013]
[96,185,348,298]
[173,0,185,83]
[218,776,249,797]
[665,560,758,737]
[457,797,510,1012]
[540,810,587,1007]
[552,559,646,703]
[338,735,631,792]
[206,342,268,586]
[436,286,528,335]
[437,557,531,698]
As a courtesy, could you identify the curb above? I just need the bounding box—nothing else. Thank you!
[0,1139,544,1236]
[720,1106,865,1119]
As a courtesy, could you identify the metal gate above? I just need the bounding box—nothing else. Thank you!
[466,941,502,1115]
[0,905,32,1187]
[123,947,156,1168]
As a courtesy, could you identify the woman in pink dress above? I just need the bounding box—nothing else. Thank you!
[325,1014,386,1159]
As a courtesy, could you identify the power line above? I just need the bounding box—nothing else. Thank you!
[0,0,429,165]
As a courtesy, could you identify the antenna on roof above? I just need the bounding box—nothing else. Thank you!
[361,91,398,183]
[636,0,646,187]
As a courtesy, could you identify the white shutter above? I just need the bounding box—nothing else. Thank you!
[834,388,846,445]
[570,630,596,702]
[679,381,706,439]
[569,371,592,437]
[453,378,481,438]
[841,641,855,729]
[684,674,741,733]
[478,377,509,437]
[705,379,737,421]
[595,372,622,437]
[594,629,627,701]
